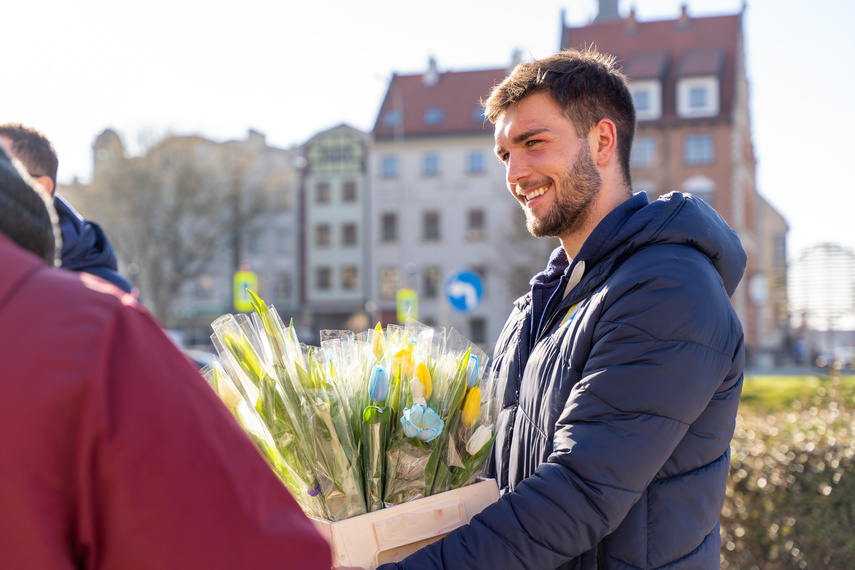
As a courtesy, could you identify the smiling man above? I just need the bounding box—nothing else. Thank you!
[379,48,747,570]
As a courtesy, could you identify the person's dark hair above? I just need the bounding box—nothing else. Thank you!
[0,146,60,264]
[483,47,636,187]
[0,122,59,188]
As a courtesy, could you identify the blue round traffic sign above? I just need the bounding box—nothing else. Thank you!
[445,270,483,312]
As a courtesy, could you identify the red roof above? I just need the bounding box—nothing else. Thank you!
[562,11,742,121]
[372,67,509,140]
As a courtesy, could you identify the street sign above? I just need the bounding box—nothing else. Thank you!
[397,288,418,323]
[233,270,258,312]
[445,270,483,313]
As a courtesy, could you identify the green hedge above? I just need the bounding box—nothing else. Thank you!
[721,375,855,568]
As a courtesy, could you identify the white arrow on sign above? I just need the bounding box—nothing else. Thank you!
[448,280,478,310]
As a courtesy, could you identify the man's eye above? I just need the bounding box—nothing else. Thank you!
[526,139,541,147]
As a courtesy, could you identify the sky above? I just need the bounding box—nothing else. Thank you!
[4,0,854,260]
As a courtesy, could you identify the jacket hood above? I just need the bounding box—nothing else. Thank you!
[54,195,120,273]
[533,191,746,298]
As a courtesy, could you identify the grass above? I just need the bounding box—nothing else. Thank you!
[740,372,855,413]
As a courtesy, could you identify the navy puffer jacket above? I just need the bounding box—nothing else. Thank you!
[385,191,745,569]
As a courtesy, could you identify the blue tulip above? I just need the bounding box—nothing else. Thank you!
[368,364,389,403]
[400,402,444,442]
[466,354,480,389]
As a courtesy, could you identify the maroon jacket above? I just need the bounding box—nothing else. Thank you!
[0,234,331,569]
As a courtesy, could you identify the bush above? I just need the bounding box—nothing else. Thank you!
[721,376,855,568]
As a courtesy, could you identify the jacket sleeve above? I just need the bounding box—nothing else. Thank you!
[82,303,332,569]
[380,245,742,569]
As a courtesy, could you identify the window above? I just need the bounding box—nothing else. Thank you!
[471,105,485,123]
[247,228,263,254]
[684,134,714,165]
[275,228,292,255]
[634,90,650,111]
[383,109,402,127]
[316,267,331,290]
[342,180,357,202]
[629,80,662,121]
[467,209,486,240]
[342,222,358,246]
[381,213,398,242]
[467,151,485,174]
[469,317,487,344]
[379,267,400,300]
[316,182,331,203]
[341,266,358,290]
[422,153,440,176]
[422,211,440,241]
[422,265,441,299]
[677,77,719,118]
[689,86,707,108]
[424,107,444,125]
[381,155,398,178]
[315,223,331,247]
[630,136,656,167]
[275,272,292,301]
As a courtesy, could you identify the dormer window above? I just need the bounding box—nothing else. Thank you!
[629,80,662,120]
[675,48,724,119]
[677,77,719,118]
[424,107,445,125]
[383,109,402,127]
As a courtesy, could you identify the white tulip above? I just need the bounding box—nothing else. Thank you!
[466,425,493,456]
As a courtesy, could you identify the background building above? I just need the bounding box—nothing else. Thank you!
[561,0,789,365]
[300,124,372,338]
[369,55,556,350]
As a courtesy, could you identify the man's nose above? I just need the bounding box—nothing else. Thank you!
[506,153,531,186]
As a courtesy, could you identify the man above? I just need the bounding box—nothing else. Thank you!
[0,122,136,296]
[379,48,745,569]
[0,147,332,569]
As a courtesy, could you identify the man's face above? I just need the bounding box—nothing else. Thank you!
[493,91,602,241]
[0,135,54,196]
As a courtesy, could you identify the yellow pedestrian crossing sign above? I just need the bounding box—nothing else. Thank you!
[234,270,258,312]
[396,288,418,324]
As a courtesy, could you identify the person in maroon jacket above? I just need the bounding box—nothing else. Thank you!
[0,147,332,569]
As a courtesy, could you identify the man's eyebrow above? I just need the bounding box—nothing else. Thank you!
[495,127,551,156]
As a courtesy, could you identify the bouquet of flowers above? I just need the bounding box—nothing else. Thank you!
[201,291,498,522]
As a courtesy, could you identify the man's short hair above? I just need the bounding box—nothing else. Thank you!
[0,123,59,186]
[0,146,60,264]
[483,47,636,187]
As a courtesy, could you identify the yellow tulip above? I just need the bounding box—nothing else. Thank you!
[372,322,385,359]
[415,362,432,399]
[461,386,481,429]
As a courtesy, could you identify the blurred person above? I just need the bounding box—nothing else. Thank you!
[378,48,746,569]
[0,147,332,569]
[0,122,137,296]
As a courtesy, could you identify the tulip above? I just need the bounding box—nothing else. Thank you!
[369,364,389,403]
[461,386,481,429]
[394,342,415,379]
[372,322,385,359]
[414,362,432,399]
[466,354,480,389]
[409,376,425,401]
[466,425,493,456]
[400,402,444,442]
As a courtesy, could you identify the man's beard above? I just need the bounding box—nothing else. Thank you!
[524,141,602,239]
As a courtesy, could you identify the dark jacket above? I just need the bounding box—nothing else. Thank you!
[385,191,746,569]
[54,194,136,295]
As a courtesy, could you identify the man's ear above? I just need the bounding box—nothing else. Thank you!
[592,119,618,166]
[33,175,55,196]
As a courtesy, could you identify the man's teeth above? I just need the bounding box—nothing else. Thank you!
[519,185,548,199]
